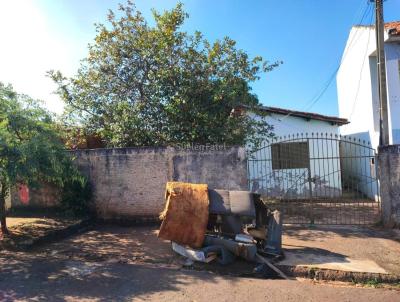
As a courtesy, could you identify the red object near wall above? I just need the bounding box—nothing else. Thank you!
[18,184,30,205]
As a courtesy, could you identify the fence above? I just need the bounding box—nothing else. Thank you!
[247,133,380,225]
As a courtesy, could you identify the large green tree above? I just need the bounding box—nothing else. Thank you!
[50,2,279,148]
[0,83,83,235]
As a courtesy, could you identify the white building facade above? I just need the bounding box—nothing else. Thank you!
[335,22,400,201]
[247,106,349,199]
[337,21,400,149]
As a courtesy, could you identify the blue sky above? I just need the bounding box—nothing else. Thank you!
[0,0,399,116]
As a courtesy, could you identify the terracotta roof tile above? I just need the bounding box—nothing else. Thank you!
[237,105,349,126]
[385,21,400,36]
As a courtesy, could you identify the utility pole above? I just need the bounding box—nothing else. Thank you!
[373,0,390,146]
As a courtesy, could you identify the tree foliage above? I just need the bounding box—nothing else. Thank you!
[50,2,279,148]
[0,83,86,234]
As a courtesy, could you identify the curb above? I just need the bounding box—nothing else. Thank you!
[1,218,95,251]
[95,216,160,226]
[179,259,400,283]
[278,264,400,284]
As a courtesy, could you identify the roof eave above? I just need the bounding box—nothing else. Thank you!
[243,105,349,126]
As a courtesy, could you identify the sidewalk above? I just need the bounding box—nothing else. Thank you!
[280,225,400,277]
[4,220,399,282]
[31,224,400,283]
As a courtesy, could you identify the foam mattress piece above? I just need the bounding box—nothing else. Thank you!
[158,182,209,248]
[229,190,256,217]
[208,189,256,217]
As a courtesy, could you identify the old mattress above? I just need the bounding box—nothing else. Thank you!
[158,182,209,248]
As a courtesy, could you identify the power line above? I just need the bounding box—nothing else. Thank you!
[348,7,375,119]
[276,1,373,122]
[302,2,373,112]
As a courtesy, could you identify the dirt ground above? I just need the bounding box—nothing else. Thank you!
[0,225,399,301]
[0,216,82,249]
[6,217,79,231]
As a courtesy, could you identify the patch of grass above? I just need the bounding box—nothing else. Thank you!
[364,279,381,287]
[352,278,384,288]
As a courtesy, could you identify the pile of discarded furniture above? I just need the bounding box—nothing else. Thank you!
[158,182,288,279]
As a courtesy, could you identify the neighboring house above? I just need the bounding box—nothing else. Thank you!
[244,105,349,198]
[336,21,400,201]
[337,21,400,149]
[250,106,348,137]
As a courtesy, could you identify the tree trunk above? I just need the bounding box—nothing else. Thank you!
[0,186,9,235]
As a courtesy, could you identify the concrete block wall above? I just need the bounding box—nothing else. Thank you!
[378,145,400,227]
[75,146,247,219]
[74,146,247,219]
[12,146,247,219]
[74,147,173,219]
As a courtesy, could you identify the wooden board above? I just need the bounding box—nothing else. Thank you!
[158,182,209,248]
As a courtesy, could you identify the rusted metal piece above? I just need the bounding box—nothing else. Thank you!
[255,253,290,280]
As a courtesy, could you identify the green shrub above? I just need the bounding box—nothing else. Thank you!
[61,178,92,217]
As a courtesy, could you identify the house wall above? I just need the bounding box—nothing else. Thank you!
[12,146,247,219]
[336,27,400,201]
[386,42,400,143]
[248,113,342,198]
[337,26,377,146]
[337,26,400,148]
[264,113,340,137]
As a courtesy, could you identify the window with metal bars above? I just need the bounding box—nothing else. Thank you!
[271,141,310,169]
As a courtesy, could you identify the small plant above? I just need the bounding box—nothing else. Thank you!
[364,278,381,288]
[60,178,92,217]
[352,278,383,288]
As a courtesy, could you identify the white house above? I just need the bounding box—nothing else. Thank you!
[337,21,400,149]
[245,106,349,199]
[336,21,400,200]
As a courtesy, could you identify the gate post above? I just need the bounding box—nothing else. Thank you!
[377,145,400,228]
[307,138,314,224]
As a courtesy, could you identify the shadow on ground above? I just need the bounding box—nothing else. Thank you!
[0,225,242,301]
[1,224,400,301]
[0,255,236,301]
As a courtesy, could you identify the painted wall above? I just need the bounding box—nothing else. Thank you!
[262,112,340,137]
[248,113,342,198]
[12,183,60,209]
[336,26,400,201]
[337,26,377,146]
[337,26,400,149]
[386,42,400,142]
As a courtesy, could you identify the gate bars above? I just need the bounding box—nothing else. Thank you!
[247,133,380,225]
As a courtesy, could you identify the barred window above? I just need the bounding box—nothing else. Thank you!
[271,142,310,169]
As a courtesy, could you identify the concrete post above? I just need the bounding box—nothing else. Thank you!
[378,145,400,227]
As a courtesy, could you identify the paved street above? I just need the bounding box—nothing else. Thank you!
[0,226,399,301]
